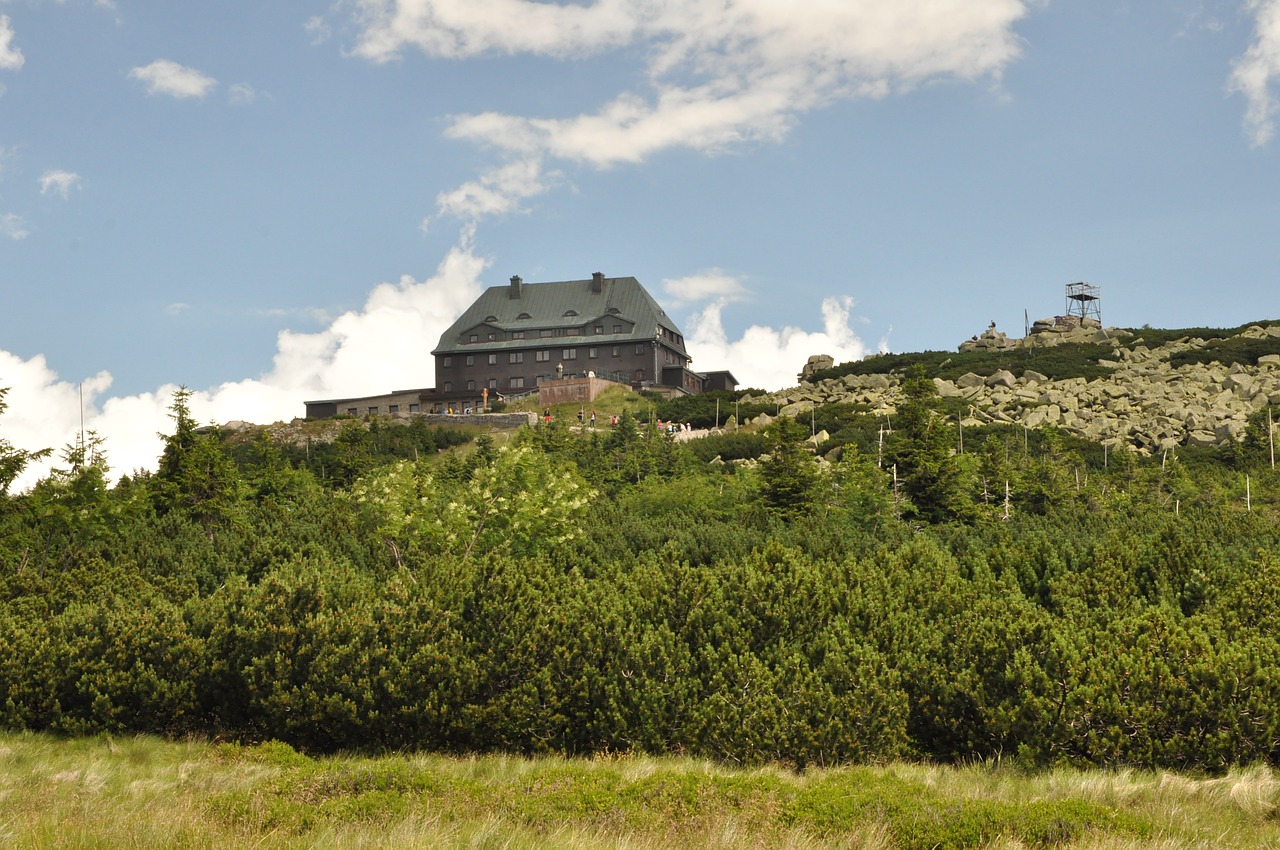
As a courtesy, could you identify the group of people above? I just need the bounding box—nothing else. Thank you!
[539,407,624,429]
[539,408,694,435]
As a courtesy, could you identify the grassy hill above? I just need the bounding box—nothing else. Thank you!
[7,732,1280,849]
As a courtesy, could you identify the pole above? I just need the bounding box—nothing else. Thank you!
[715,398,720,430]
[1270,407,1275,470]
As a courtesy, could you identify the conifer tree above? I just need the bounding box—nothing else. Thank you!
[884,365,972,523]
[760,414,819,516]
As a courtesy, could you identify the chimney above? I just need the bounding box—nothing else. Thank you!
[509,275,523,299]
[591,271,605,293]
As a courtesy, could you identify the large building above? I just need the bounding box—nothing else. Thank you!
[433,272,702,396]
[305,272,734,419]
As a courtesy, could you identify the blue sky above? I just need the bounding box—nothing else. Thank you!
[2,0,1280,483]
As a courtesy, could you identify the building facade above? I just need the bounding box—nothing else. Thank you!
[432,273,693,396]
[304,272,734,419]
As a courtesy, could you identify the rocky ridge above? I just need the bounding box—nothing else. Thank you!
[748,324,1280,455]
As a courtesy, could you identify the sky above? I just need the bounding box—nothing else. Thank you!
[2,0,1280,487]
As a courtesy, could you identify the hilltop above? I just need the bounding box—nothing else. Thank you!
[745,319,1280,456]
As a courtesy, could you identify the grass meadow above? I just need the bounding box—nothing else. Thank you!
[4,733,1280,849]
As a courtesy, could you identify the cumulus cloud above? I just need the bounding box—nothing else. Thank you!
[344,0,1029,219]
[39,169,81,199]
[128,59,217,98]
[1231,0,1280,146]
[684,294,875,391]
[1,236,488,491]
[663,269,876,390]
[0,14,23,72]
[1,211,29,240]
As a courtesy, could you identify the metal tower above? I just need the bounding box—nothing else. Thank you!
[1065,281,1101,325]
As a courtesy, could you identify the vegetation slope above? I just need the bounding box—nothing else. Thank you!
[1,328,1279,778]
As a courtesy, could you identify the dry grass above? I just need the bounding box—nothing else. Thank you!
[3,733,1280,849]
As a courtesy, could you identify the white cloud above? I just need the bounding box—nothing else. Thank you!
[662,269,747,308]
[0,15,23,72]
[1,212,29,240]
[39,169,81,199]
[1,235,487,491]
[432,157,555,223]
[128,59,217,98]
[350,0,1030,220]
[665,268,876,390]
[1231,0,1280,146]
[305,15,332,45]
[684,294,873,391]
[228,82,258,104]
[253,306,335,325]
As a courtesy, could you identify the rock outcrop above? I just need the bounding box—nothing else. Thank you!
[959,316,1129,352]
[772,326,1280,455]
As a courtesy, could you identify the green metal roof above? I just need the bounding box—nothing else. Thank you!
[432,275,686,356]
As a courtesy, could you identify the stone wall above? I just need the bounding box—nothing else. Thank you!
[538,376,622,407]
[414,412,537,429]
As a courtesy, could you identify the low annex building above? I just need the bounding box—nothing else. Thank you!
[304,272,735,419]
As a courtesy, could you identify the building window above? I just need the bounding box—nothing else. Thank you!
[466,380,476,391]
[636,344,645,354]
[389,405,399,413]
[536,350,551,362]
[443,382,452,392]
[488,378,498,389]
[409,403,420,413]
[612,346,620,357]
[512,331,525,339]
[562,348,577,360]
[509,352,524,364]
[442,356,452,367]
[347,407,358,416]
[613,324,623,333]
[588,347,598,359]
[595,326,604,334]
[488,354,498,365]
[540,329,553,338]
[469,334,478,342]
[511,377,525,389]
[465,355,474,366]
[488,333,496,340]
